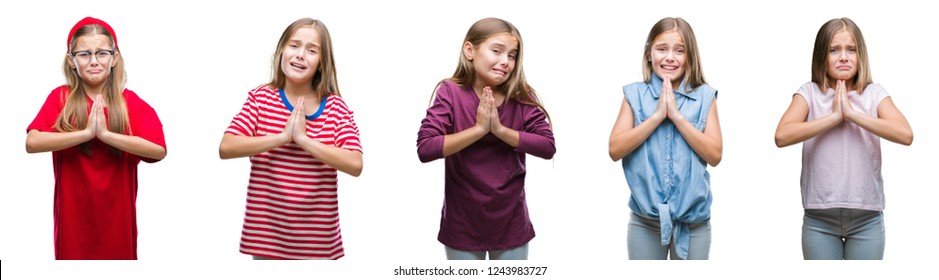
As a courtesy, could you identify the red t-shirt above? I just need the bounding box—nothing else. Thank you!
[27,86,166,260]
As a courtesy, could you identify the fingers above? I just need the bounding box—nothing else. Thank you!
[294,97,306,139]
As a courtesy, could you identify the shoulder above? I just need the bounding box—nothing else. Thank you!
[121,88,158,112]
[437,79,459,94]
[797,81,820,95]
[326,94,351,109]
[863,83,887,95]
[434,79,469,101]
[622,81,648,93]
[691,83,717,99]
[122,88,146,106]
[862,83,889,102]
[44,85,70,103]
[250,84,279,96]
[622,81,650,101]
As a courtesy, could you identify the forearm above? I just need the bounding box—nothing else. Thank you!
[98,131,167,160]
[219,133,288,159]
[609,115,663,161]
[442,125,487,157]
[775,114,841,147]
[295,137,363,177]
[847,114,913,145]
[672,117,722,166]
[26,129,94,153]
[491,125,520,147]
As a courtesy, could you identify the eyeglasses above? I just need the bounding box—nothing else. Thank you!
[71,50,114,64]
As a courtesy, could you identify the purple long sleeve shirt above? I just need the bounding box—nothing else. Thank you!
[417,80,556,251]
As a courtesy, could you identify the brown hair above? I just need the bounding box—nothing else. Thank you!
[642,17,707,92]
[441,17,550,124]
[812,17,872,93]
[268,18,340,99]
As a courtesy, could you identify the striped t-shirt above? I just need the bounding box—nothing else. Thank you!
[226,85,362,259]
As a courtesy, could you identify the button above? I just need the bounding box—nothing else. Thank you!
[665,155,671,160]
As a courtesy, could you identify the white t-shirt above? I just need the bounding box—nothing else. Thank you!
[797,82,889,211]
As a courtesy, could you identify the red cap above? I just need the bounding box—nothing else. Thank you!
[67,17,118,51]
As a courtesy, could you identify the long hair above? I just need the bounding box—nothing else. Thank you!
[268,18,340,99]
[56,23,129,155]
[811,17,872,93]
[440,17,550,124]
[642,17,707,92]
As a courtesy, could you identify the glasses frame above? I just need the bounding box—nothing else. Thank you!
[70,49,115,64]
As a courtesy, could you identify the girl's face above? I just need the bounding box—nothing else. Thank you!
[68,34,116,88]
[650,29,686,87]
[466,32,517,88]
[280,26,321,85]
[827,29,858,83]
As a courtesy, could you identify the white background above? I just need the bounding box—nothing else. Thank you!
[1,0,935,279]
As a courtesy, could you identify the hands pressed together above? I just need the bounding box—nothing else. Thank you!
[83,94,109,139]
[281,96,311,144]
[653,75,685,123]
[829,79,859,123]
[474,86,507,135]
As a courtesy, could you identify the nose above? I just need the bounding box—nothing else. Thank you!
[498,53,510,65]
[89,54,101,66]
[665,50,676,61]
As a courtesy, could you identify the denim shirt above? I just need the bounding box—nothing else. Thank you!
[621,74,716,259]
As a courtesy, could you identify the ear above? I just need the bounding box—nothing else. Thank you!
[66,53,76,69]
[111,51,120,68]
[462,41,475,61]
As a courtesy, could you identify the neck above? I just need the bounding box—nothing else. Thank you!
[472,80,502,97]
[284,80,316,99]
[83,83,106,97]
[671,80,682,90]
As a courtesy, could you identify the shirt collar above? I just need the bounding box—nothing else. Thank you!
[650,74,697,100]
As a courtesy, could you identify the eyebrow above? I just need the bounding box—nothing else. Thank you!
[289,39,321,49]
[72,48,112,52]
[653,43,685,48]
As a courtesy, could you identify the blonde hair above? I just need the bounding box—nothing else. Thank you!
[642,17,707,92]
[440,17,550,124]
[56,23,129,155]
[268,18,340,99]
[812,17,872,93]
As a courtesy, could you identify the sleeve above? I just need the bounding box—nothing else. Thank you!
[416,82,453,163]
[796,82,816,104]
[127,91,166,163]
[226,88,260,137]
[27,87,67,133]
[871,83,889,104]
[515,97,556,160]
[865,83,889,117]
[332,96,363,153]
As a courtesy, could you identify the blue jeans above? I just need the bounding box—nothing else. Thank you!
[802,208,885,260]
[627,212,710,260]
[445,243,529,260]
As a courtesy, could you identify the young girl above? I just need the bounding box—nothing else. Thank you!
[219,18,363,260]
[25,17,167,260]
[416,17,555,260]
[608,17,722,260]
[774,17,912,260]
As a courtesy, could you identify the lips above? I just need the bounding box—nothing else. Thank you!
[660,65,679,71]
[290,62,308,70]
[492,68,508,77]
